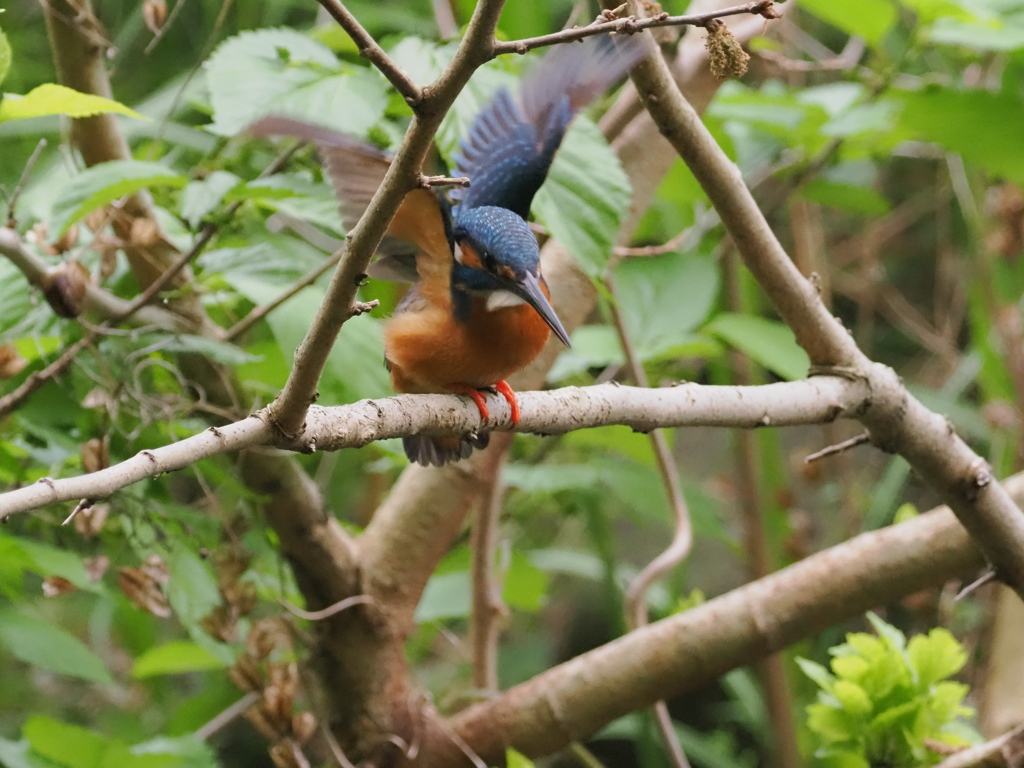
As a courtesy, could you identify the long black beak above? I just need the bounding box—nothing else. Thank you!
[512,271,571,348]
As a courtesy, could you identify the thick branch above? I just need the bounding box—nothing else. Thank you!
[419,476,1019,766]
[625,32,1024,597]
[0,377,868,519]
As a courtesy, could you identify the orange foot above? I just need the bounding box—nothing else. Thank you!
[447,383,490,422]
[495,380,521,425]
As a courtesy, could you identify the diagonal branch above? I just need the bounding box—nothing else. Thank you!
[423,476,1017,767]
[624,29,1024,598]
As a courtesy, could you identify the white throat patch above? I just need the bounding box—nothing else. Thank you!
[486,289,527,311]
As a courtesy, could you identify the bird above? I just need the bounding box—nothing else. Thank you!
[251,35,645,466]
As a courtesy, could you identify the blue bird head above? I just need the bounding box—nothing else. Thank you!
[450,205,570,347]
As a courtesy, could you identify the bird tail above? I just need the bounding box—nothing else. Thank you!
[403,432,491,467]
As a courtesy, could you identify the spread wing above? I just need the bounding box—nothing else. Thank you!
[248,116,452,283]
[451,35,646,218]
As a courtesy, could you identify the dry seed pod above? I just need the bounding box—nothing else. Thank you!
[80,437,109,474]
[291,712,316,743]
[269,740,309,768]
[247,616,291,660]
[229,653,263,692]
[42,260,90,318]
[245,706,281,741]
[142,0,167,33]
[201,604,238,643]
[118,566,171,617]
[705,20,750,80]
[84,555,111,581]
[0,344,28,379]
[42,576,77,597]
[75,504,110,538]
[52,224,79,254]
[141,554,169,584]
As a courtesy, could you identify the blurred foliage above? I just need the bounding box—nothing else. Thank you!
[1,0,1023,766]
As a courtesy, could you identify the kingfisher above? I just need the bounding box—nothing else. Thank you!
[251,35,644,466]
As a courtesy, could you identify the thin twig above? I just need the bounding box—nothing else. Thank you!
[419,174,471,189]
[492,1,777,56]
[608,277,692,768]
[278,594,373,621]
[470,474,508,692]
[194,691,261,740]
[932,724,1024,768]
[956,569,997,601]
[314,0,423,105]
[431,0,458,38]
[613,227,689,258]
[5,139,48,228]
[804,432,871,463]
[321,724,360,768]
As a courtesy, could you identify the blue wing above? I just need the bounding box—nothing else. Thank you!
[451,35,646,218]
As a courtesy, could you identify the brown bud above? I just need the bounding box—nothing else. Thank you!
[0,344,28,379]
[269,740,308,768]
[247,616,292,660]
[80,437,109,474]
[200,604,238,643]
[245,707,281,741]
[52,224,79,254]
[705,20,750,80]
[42,260,90,318]
[142,0,168,33]
[118,566,171,617]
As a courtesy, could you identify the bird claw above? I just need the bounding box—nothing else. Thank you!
[495,380,521,425]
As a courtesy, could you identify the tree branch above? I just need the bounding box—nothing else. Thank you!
[0,377,869,519]
[624,30,1024,598]
[491,1,777,56]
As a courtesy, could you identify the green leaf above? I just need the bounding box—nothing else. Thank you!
[532,118,632,276]
[206,28,387,137]
[23,718,105,768]
[0,736,58,768]
[179,170,241,227]
[148,334,258,366]
[506,748,536,768]
[131,736,219,768]
[0,84,143,124]
[0,535,34,598]
[866,612,907,652]
[414,571,470,622]
[807,703,859,743]
[833,680,873,717]
[704,314,810,381]
[800,0,898,46]
[165,546,221,629]
[801,178,891,216]
[797,657,836,692]
[615,252,719,360]
[908,629,967,686]
[50,160,187,236]
[502,551,548,612]
[0,28,11,88]
[0,609,113,685]
[548,325,625,381]
[132,641,227,678]
[894,87,1024,186]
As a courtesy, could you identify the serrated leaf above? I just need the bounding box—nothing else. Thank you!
[800,0,898,46]
[833,680,873,717]
[50,160,186,236]
[908,629,967,686]
[0,609,113,684]
[206,28,387,137]
[532,118,631,276]
[894,88,1024,186]
[0,83,143,124]
[132,640,226,678]
[807,703,859,743]
[179,170,241,227]
[866,611,907,652]
[797,657,836,691]
[414,571,470,622]
[615,252,719,359]
[705,314,809,381]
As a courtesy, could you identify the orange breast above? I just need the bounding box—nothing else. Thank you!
[385,296,552,393]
